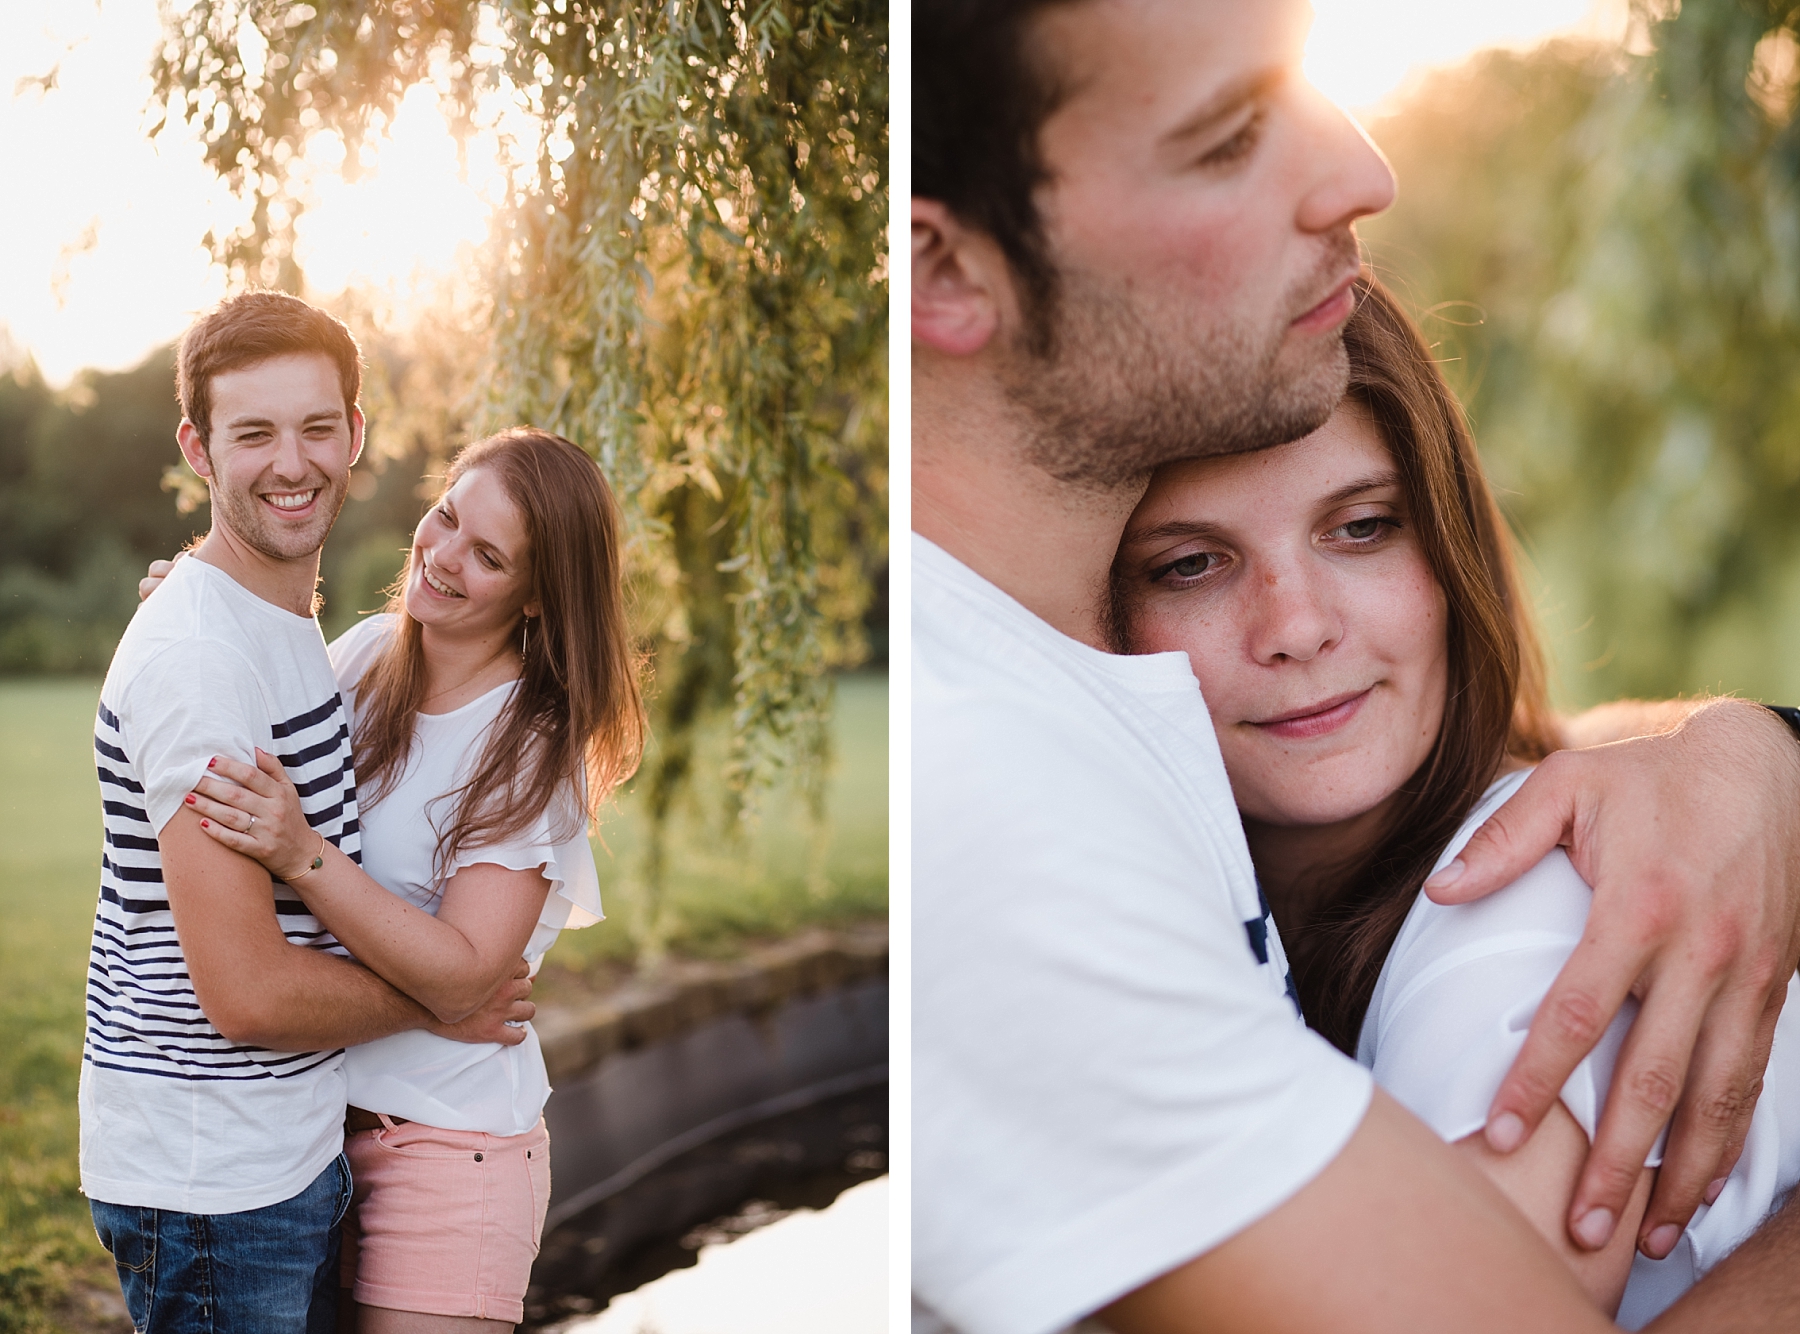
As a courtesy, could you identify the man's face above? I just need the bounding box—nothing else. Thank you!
[1006,0,1396,486]
[188,353,361,563]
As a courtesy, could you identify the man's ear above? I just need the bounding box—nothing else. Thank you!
[348,405,367,470]
[913,198,1012,357]
[176,420,213,480]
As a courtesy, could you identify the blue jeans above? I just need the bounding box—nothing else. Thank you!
[90,1155,352,1334]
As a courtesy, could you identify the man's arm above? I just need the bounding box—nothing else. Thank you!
[1100,1091,1616,1334]
[1558,697,1709,749]
[1424,697,1800,1257]
[1100,1090,1800,1334]
[161,808,529,1049]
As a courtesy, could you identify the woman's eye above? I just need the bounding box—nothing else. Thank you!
[1153,552,1219,584]
[1330,516,1394,544]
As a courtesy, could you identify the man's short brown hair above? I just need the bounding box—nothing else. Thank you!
[177,292,362,446]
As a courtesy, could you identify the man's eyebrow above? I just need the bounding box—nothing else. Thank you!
[1160,66,1287,148]
[223,409,345,431]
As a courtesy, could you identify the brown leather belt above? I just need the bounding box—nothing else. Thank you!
[345,1106,410,1135]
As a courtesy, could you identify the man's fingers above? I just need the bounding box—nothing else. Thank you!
[1569,980,1712,1251]
[1634,982,1772,1257]
[1425,758,1577,905]
[1642,978,1788,1255]
[513,956,531,979]
[1488,932,1644,1158]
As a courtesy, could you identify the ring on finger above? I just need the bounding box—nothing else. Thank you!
[247,815,257,830]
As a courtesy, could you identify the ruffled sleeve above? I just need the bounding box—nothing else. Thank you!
[326,613,399,697]
[1361,843,1664,1165]
[445,779,603,963]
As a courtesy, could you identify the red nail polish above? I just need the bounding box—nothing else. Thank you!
[185,794,196,804]
[200,819,209,828]
[208,758,216,768]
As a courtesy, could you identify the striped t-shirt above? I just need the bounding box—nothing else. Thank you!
[79,554,360,1214]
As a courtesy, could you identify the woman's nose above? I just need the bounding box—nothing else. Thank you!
[1247,565,1341,665]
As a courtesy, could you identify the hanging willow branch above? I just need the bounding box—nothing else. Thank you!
[151,0,888,945]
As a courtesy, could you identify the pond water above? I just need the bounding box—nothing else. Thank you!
[525,1083,887,1329]
[558,1176,888,1334]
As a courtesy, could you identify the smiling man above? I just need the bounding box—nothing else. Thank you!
[913,2,1800,1332]
[81,292,532,1334]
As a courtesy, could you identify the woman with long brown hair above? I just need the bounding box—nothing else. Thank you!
[1112,277,1800,1327]
[168,427,645,1331]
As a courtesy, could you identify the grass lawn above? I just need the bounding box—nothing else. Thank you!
[0,673,887,1332]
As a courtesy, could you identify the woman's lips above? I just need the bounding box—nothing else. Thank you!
[1251,688,1371,740]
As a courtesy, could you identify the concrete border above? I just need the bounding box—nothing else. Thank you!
[536,923,888,1231]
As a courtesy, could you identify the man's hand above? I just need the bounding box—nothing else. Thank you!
[428,957,535,1046]
[1423,699,1800,1259]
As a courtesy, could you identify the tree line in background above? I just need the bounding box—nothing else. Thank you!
[3,0,887,951]
[1366,0,1800,708]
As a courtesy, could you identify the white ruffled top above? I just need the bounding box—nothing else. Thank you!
[1360,768,1800,1329]
[327,614,604,1134]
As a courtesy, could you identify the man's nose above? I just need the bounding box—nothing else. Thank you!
[270,428,309,481]
[1293,83,1397,237]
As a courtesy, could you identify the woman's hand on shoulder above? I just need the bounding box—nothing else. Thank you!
[138,550,188,601]
[187,749,323,884]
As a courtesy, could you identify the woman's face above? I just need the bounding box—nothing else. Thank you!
[1116,403,1448,831]
[404,466,538,639]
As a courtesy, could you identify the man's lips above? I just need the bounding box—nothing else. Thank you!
[1290,271,1360,334]
[1250,687,1371,740]
[261,488,320,515]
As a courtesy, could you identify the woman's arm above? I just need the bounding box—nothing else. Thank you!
[1454,1103,1653,1315]
[188,750,551,1024]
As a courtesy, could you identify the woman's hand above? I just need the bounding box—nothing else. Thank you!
[186,749,323,884]
[138,551,187,601]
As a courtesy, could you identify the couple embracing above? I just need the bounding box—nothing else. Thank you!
[83,292,644,1333]
[915,2,1800,1332]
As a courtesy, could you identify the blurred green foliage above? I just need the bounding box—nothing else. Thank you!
[151,1,889,954]
[1365,0,1800,707]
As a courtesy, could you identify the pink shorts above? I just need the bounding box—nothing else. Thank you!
[340,1116,551,1324]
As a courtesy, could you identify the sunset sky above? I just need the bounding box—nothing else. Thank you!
[0,0,1627,387]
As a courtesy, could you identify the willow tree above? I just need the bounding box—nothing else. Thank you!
[151,1,888,947]
[1365,0,1800,706]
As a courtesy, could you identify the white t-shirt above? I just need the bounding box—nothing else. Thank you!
[912,536,1373,1334]
[80,555,358,1214]
[329,615,603,1135]
[1361,767,1800,1329]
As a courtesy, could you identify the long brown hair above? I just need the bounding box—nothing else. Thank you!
[353,428,647,875]
[1278,277,1560,1053]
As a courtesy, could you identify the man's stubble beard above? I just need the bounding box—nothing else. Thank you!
[207,464,350,565]
[1002,233,1360,490]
